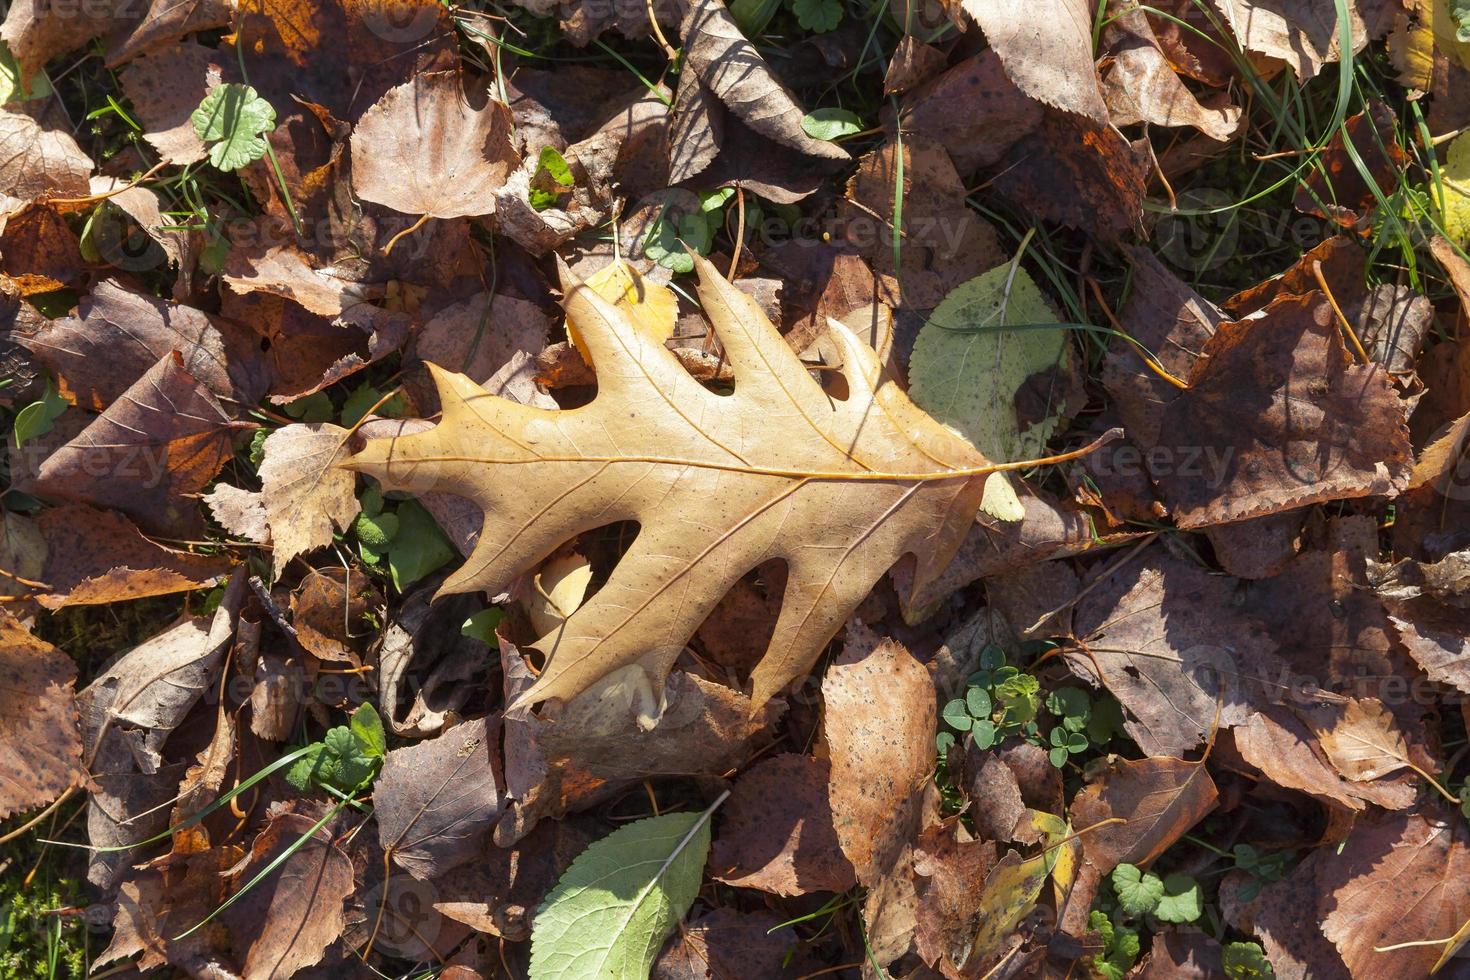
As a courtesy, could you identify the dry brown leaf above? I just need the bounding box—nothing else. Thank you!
[1138,928,1225,979]
[119,43,220,166]
[1210,0,1367,78]
[411,292,551,388]
[992,108,1150,241]
[1101,7,1243,140]
[0,106,94,201]
[911,820,999,973]
[350,253,998,711]
[351,70,519,221]
[1252,846,1351,980]
[1302,696,1416,782]
[0,611,85,819]
[652,907,808,980]
[222,243,381,318]
[1154,293,1412,528]
[1070,549,1283,756]
[0,0,124,85]
[20,279,268,410]
[221,808,355,980]
[1319,809,1470,977]
[680,0,849,163]
[884,35,950,95]
[959,0,1109,122]
[31,351,251,538]
[707,753,856,896]
[290,566,378,662]
[1230,706,1416,811]
[374,717,505,880]
[667,69,723,184]
[34,504,232,607]
[257,422,361,576]
[1295,102,1409,227]
[105,0,231,66]
[823,634,936,886]
[204,484,270,544]
[1069,755,1218,874]
[898,49,1042,174]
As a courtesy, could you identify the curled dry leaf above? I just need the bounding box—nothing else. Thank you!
[33,503,231,608]
[1295,102,1409,228]
[1230,706,1416,812]
[0,611,86,819]
[257,422,361,575]
[351,70,519,221]
[119,43,221,166]
[350,253,999,712]
[680,0,849,163]
[708,753,856,896]
[1101,7,1243,140]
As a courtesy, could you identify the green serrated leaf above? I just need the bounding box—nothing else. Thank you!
[530,809,714,979]
[909,263,1076,466]
[800,106,862,141]
[1154,873,1203,923]
[285,743,326,792]
[386,499,455,591]
[192,83,276,172]
[1111,864,1164,917]
[350,702,386,759]
[791,0,843,32]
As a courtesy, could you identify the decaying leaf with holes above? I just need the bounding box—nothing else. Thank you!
[348,253,1034,712]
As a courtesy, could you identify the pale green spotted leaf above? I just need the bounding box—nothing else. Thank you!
[529,807,714,979]
[191,83,276,172]
[909,263,1078,474]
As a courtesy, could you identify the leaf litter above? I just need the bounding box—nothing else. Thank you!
[0,0,1467,977]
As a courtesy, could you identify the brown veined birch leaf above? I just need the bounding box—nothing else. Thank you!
[1319,809,1470,978]
[258,422,360,576]
[1069,755,1218,874]
[1209,0,1367,79]
[959,0,1109,123]
[221,807,355,980]
[1300,696,1416,782]
[350,70,519,221]
[0,106,93,201]
[348,252,1004,711]
[30,351,254,538]
[0,611,85,819]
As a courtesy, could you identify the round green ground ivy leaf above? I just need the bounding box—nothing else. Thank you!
[192,83,276,172]
[1111,864,1164,917]
[530,810,713,979]
[1154,873,1203,923]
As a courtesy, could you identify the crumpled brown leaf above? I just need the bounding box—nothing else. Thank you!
[1069,754,1218,875]
[898,49,1042,175]
[1153,293,1412,528]
[681,0,850,163]
[258,422,361,576]
[222,807,355,980]
[0,106,94,201]
[1101,6,1243,140]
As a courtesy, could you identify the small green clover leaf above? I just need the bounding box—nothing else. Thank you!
[972,719,998,750]
[1047,727,1089,767]
[192,83,277,172]
[942,698,973,731]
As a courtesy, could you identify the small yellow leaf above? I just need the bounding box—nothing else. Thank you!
[566,260,677,364]
[981,472,1025,522]
[528,550,595,638]
[1439,131,1470,248]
